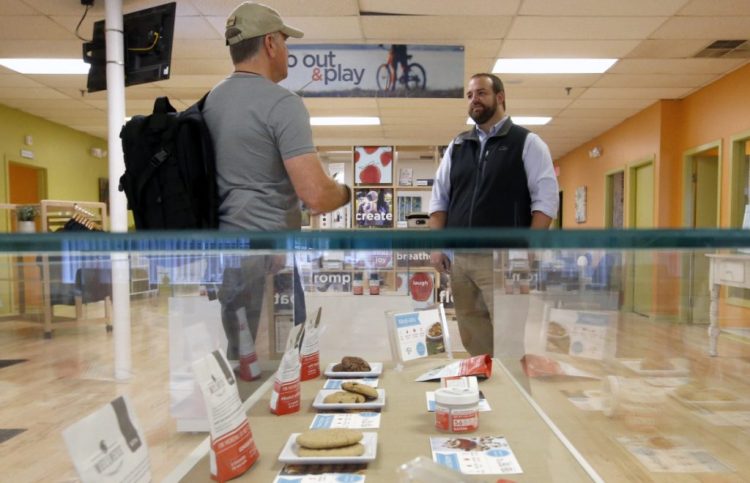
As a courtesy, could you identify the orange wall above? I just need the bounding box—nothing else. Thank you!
[557,62,750,230]
[556,63,750,321]
[556,103,661,228]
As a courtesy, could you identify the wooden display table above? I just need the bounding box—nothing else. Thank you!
[181,358,592,482]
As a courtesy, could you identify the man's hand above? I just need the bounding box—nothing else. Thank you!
[431,251,451,273]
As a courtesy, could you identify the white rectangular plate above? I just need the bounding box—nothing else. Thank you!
[324,362,383,378]
[313,388,386,410]
[620,358,690,376]
[278,431,378,464]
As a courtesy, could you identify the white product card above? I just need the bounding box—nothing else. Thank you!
[310,413,381,429]
[62,395,151,483]
[274,472,365,483]
[430,436,522,475]
[391,306,448,362]
[425,392,492,412]
[617,436,732,473]
[323,378,379,389]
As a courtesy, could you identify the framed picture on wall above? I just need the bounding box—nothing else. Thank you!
[353,146,393,186]
[575,186,587,223]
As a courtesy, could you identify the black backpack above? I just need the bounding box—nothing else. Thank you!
[119,94,219,230]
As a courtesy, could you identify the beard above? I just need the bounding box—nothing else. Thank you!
[468,99,497,125]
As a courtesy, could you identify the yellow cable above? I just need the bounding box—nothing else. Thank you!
[128,32,160,52]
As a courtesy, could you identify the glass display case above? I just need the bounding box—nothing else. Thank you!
[1,229,749,482]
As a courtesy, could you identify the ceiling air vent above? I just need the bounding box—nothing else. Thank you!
[694,40,750,58]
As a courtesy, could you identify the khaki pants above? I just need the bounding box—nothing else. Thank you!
[451,253,494,356]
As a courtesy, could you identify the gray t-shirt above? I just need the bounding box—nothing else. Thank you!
[203,73,315,231]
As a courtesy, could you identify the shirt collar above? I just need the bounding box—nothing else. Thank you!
[475,115,509,138]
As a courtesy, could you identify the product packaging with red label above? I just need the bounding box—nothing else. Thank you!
[300,307,322,381]
[236,307,261,381]
[192,350,259,482]
[415,354,493,382]
[270,324,303,415]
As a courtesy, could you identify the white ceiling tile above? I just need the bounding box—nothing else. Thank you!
[500,74,603,88]
[361,16,513,41]
[566,98,655,109]
[0,74,46,88]
[174,16,221,39]
[611,58,747,74]
[192,0,360,16]
[464,41,503,59]
[651,16,750,39]
[0,87,69,100]
[507,17,667,40]
[520,0,689,16]
[0,16,73,40]
[0,0,37,15]
[557,107,643,118]
[0,40,82,57]
[171,39,227,59]
[359,0,520,15]
[579,87,692,99]
[511,99,575,109]
[171,58,234,75]
[593,73,718,88]
[499,40,640,58]
[678,0,750,16]
[22,0,105,16]
[625,39,712,58]
[284,17,363,40]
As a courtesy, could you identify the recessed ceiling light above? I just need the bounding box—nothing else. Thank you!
[310,117,380,126]
[493,58,617,74]
[0,58,90,74]
[466,116,551,126]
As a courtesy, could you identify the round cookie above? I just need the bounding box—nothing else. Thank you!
[342,381,378,400]
[324,391,365,404]
[296,429,364,449]
[297,443,365,457]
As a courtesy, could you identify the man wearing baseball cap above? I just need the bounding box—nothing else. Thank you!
[203,2,351,376]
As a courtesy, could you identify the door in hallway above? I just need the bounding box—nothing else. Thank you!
[630,162,654,317]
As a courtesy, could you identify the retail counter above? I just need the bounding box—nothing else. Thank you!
[182,358,592,482]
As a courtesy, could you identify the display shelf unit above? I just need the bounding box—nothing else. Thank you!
[39,200,111,337]
[317,145,442,230]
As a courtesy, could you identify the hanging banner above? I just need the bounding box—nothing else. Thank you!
[281,44,464,98]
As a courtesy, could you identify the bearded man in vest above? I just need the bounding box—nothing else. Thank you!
[429,73,559,357]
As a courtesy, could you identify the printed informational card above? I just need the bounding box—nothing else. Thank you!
[310,413,381,429]
[275,465,367,482]
[62,395,151,483]
[323,378,379,389]
[388,306,449,363]
[616,435,732,473]
[426,391,492,412]
[430,436,522,475]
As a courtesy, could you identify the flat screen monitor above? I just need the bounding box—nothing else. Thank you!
[83,2,176,93]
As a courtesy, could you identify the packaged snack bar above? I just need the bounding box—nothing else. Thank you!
[300,307,322,381]
[270,324,304,415]
[62,395,151,483]
[192,350,259,482]
[415,354,492,382]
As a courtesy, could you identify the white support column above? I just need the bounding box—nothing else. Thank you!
[105,0,132,381]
